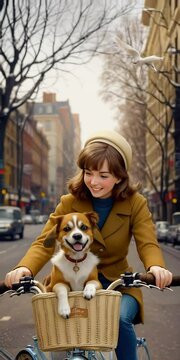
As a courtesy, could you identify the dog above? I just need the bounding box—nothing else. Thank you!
[43,212,102,318]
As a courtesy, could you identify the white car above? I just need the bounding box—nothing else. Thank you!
[0,206,24,240]
[155,221,169,243]
[23,214,34,224]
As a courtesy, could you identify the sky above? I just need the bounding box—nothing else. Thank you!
[38,1,144,146]
[42,56,117,146]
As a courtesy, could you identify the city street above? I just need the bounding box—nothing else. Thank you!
[0,224,180,360]
[0,2,180,360]
[129,241,180,360]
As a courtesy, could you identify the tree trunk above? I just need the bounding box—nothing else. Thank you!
[161,198,167,220]
[0,115,8,189]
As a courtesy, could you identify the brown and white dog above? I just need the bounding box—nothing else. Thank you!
[43,212,102,318]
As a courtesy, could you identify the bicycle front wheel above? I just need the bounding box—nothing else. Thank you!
[15,349,36,360]
[137,338,151,360]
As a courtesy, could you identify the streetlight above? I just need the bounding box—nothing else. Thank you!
[0,187,8,205]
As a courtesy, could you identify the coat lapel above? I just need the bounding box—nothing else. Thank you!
[71,197,131,245]
[101,200,131,239]
[71,198,93,213]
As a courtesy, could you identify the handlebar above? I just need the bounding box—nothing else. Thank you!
[0,281,9,294]
[107,272,180,290]
[136,272,180,287]
[0,276,45,295]
[1,272,180,296]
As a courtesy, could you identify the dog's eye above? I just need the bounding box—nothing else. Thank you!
[80,224,88,231]
[63,225,71,232]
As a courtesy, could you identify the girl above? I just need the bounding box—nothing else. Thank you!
[5,130,172,360]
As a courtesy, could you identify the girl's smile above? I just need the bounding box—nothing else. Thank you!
[84,159,120,199]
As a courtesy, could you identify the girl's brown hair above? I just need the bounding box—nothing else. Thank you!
[68,142,140,200]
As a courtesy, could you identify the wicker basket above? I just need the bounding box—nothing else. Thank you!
[32,289,121,352]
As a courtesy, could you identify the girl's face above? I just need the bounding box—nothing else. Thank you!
[84,159,120,199]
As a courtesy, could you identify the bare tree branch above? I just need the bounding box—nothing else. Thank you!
[0,0,136,189]
[0,0,134,116]
[100,16,176,218]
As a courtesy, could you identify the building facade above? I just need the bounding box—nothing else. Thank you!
[33,93,81,209]
[2,104,49,212]
[141,0,180,221]
[24,117,49,214]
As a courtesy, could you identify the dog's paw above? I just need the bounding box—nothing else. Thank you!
[83,284,96,300]
[58,303,71,319]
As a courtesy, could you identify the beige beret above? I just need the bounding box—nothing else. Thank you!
[85,130,132,171]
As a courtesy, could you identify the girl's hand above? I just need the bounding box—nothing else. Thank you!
[5,267,32,288]
[149,266,172,289]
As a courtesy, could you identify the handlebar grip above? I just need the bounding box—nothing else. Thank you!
[0,277,45,295]
[170,276,180,286]
[0,281,10,294]
[137,273,180,287]
[136,272,156,285]
[106,273,180,291]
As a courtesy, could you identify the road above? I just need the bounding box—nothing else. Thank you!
[128,241,180,360]
[0,225,180,360]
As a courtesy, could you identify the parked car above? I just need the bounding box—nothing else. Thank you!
[23,214,34,224]
[23,212,48,225]
[155,221,169,243]
[0,206,24,240]
[29,209,41,224]
[176,227,180,246]
[37,214,49,224]
[168,212,180,246]
[167,225,178,246]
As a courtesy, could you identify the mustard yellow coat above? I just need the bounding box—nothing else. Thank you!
[17,192,166,323]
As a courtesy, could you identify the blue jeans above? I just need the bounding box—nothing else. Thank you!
[98,273,139,360]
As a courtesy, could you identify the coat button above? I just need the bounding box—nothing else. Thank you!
[99,248,104,252]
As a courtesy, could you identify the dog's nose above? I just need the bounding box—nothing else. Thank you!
[73,233,82,241]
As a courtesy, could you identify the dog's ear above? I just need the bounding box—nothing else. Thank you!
[43,215,65,248]
[43,225,58,248]
[84,211,99,227]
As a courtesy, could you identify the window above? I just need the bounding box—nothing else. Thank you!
[46,105,52,114]
[14,210,21,220]
[44,120,52,131]
[38,106,43,114]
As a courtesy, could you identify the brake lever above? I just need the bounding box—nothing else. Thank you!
[148,284,161,290]
[148,285,173,292]
[0,289,14,297]
[10,287,25,297]
[164,286,173,292]
[133,281,173,291]
[132,280,152,288]
[131,280,162,290]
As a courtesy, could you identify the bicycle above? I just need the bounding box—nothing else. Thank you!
[0,272,180,360]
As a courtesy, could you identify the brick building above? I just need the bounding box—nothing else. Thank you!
[2,104,49,212]
[33,93,81,208]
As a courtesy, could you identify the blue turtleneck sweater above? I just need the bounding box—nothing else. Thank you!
[92,197,114,230]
